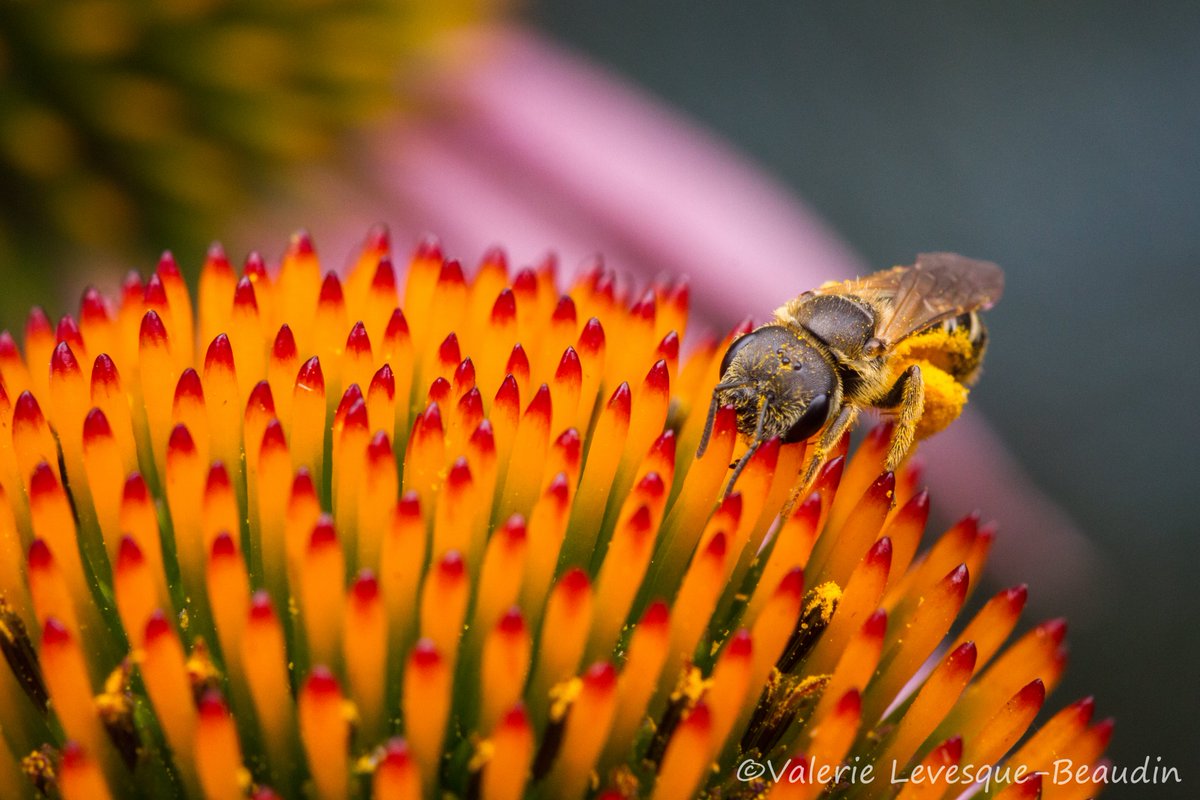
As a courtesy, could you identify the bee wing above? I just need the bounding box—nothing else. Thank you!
[842,253,1004,348]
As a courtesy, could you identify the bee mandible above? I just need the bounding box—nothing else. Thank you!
[697,252,1004,495]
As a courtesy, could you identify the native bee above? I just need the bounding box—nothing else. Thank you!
[697,252,1004,493]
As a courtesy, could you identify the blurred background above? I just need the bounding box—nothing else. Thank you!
[1,0,1196,794]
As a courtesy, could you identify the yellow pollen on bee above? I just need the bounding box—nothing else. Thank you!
[891,327,974,439]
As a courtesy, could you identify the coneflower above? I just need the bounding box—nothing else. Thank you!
[0,231,1107,798]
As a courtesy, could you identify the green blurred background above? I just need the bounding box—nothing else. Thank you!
[530,1,1199,794]
[0,0,488,310]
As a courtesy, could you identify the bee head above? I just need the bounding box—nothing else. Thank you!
[698,325,837,458]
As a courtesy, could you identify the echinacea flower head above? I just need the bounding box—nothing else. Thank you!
[0,231,1107,799]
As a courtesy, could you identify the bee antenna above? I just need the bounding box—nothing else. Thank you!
[724,398,770,496]
[696,391,722,458]
[725,440,760,497]
[696,381,749,459]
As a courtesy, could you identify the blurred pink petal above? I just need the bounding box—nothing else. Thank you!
[247,24,1106,615]
[372,29,865,321]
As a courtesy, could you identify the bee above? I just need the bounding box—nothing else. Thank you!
[697,252,1004,494]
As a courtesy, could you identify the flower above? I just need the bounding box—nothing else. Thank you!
[0,231,1107,798]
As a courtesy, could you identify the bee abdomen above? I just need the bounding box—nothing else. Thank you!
[938,311,988,382]
[940,311,983,343]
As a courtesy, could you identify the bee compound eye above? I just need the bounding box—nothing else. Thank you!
[781,393,831,444]
[719,330,763,377]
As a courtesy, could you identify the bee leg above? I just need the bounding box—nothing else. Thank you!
[787,404,860,513]
[883,364,924,472]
